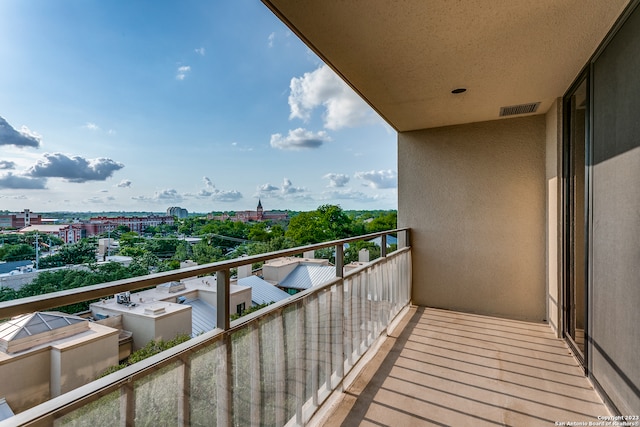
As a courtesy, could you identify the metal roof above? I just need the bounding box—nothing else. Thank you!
[0,260,33,275]
[368,235,398,247]
[238,275,290,306]
[183,298,216,337]
[0,398,14,422]
[279,265,336,291]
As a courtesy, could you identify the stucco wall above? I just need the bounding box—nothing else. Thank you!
[51,331,119,397]
[0,349,50,413]
[398,115,547,321]
[590,3,640,414]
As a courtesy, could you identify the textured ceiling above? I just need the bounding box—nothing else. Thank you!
[263,0,630,131]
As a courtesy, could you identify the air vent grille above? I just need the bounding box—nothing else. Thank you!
[499,102,540,117]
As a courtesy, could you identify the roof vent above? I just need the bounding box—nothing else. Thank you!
[499,102,540,117]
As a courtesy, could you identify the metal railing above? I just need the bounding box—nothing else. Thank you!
[0,229,411,426]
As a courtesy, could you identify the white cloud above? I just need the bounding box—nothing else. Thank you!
[323,173,349,188]
[268,32,275,48]
[117,179,132,188]
[355,169,397,189]
[195,47,205,56]
[288,64,377,130]
[0,116,41,148]
[87,195,115,204]
[322,189,378,202]
[0,172,47,189]
[26,153,124,183]
[0,160,16,170]
[255,178,308,200]
[270,128,330,150]
[176,65,191,80]
[281,177,304,194]
[84,122,100,131]
[198,176,243,202]
[132,188,184,203]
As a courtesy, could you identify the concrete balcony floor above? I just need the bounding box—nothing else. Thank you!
[323,306,608,426]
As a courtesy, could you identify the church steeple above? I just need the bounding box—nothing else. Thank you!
[257,199,263,220]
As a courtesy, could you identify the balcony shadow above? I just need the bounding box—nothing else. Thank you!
[324,306,608,427]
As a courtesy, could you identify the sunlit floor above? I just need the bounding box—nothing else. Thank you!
[322,306,608,426]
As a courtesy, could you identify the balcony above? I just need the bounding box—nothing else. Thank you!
[0,228,610,426]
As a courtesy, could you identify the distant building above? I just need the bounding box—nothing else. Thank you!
[0,210,43,229]
[166,206,189,218]
[19,224,84,243]
[208,200,288,223]
[84,215,174,235]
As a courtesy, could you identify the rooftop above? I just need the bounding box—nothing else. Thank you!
[279,264,337,290]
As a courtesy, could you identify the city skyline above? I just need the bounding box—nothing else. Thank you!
[0,1,397,213]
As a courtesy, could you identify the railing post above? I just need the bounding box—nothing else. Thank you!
[178,356,191,427]
[380,234,387,258]
[217,334,232,427]
[311,296,319,408]
[249,323,261,427]
[217,270,230,330]
[295,302,306,425]
[335,244,344,278]
[216,269,232,427]
[336,281,344,388]
[274,314,286,426]
[120,382,134,427]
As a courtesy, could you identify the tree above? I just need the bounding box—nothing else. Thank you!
[285,205,353,245]
[144,237,180,258]
[58,239,98,264]
[192,240,224,265]
[365,211,397,233]
[0,243,35,262]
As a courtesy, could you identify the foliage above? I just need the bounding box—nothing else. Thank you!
[98,334,191,378]
[0,243,35,262]
[143,236,181,258]
[285,204,353,245]
[192,240,225,265]
[39,239,97,268]
[2,262,150,313]
[364,211,397,233]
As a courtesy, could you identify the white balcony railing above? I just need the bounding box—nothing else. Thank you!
[0,229,411,427]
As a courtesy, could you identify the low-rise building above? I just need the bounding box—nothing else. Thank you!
[19,224,84,243]
[262,257,336,295]
[0,210,42,230]
[0,312,119,414]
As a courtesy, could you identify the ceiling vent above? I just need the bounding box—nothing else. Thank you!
[499,102,540,117]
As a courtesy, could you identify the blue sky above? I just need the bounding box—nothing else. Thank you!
[0,1,397,213]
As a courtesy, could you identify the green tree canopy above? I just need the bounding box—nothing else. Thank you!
[285,205,353,245]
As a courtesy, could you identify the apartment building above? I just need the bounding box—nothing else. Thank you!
[1,1,639,424]
[0,210,42,230]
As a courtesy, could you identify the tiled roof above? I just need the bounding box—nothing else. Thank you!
[279,265,336,290]
[238,275,290,305]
